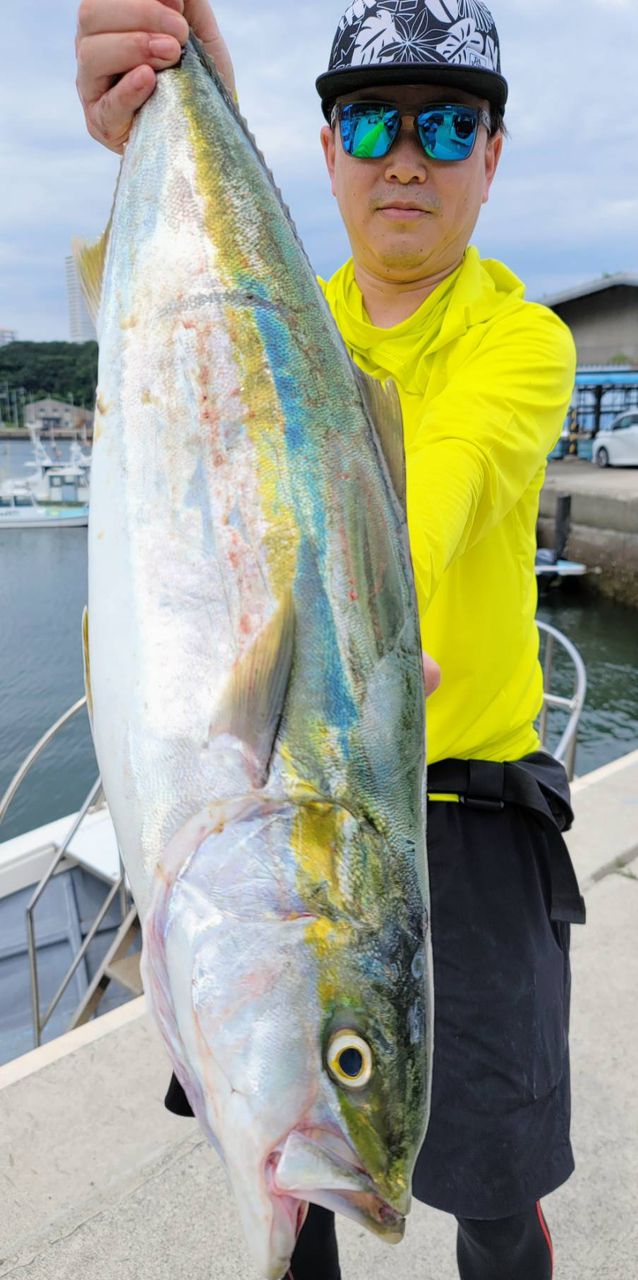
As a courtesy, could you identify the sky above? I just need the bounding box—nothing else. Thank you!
[0,0,635,341]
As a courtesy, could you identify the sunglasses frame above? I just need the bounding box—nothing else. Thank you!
[331,100,492,163]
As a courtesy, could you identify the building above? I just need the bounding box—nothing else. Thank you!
[65,255,97,344]
[571,366,638,437]
[542,274,638,367]
[25,398,93,436]
[0,329,17,347]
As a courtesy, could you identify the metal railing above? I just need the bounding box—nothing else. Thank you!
[1,621,587,1045]
[537,621,587,781]
[0,698,128,1048]
[0,698,88,825]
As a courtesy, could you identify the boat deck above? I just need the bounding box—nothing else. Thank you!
[1,751,637,1279]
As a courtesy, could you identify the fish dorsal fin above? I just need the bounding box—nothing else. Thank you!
[72,219,112,327]
[353,366,407,512]
[210,591,295,785]
[82,606,93,728]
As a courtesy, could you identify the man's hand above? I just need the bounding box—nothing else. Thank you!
[423,652,441,699]
[76,0,236,154]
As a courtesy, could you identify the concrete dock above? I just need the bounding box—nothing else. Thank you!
[1,751,637,1280]
[540,459,638,606]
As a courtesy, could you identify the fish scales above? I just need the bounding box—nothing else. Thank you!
[79,37,432,1280]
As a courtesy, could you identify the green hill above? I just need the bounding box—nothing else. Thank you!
[0,341,98,409]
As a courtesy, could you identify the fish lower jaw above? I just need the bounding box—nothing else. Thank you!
[304,1186,405,1244]
[267,1133,406,1243]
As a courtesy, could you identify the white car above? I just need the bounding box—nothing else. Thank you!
[592,411,638,467]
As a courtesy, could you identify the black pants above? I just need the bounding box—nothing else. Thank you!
[288,1202,554,1280]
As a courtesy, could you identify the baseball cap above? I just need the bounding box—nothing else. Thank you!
[316,0,508,121]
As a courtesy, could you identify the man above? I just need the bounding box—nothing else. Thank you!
[76,3,586,1277]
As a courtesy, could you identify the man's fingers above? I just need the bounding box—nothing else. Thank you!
[184,0,223,45]
[423,653,442,699]
[85,66,157,151]
[76,0,236,150]
[77,0,187,40]
[184,0,237,95]
[78,30,182,103]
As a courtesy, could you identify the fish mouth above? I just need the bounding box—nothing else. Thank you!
[267,1129,407,1242]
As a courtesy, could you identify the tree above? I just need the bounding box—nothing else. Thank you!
[0,341,98,409]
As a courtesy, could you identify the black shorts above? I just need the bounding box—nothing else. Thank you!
[413,792,574,1219]
[165,762,578,1221]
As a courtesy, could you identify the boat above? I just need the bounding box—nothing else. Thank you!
[0,494,89,529]
[0,622,586,1067]
[0,428,91,509]
[536,493,587,592]
[535,550,587,585]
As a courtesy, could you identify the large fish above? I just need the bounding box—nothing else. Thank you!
[77,36,432,1280]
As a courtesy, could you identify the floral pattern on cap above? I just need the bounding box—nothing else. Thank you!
[331,0,501,74]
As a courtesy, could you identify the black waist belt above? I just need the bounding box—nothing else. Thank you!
[427,759,586,926]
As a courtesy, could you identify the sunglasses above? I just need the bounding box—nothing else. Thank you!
[331,101,492,163]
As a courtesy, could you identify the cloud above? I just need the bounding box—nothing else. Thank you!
[0,0,634,338]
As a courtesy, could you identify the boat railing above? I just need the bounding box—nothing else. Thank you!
[537,620,587,781]
[0,697,87,821]
[0,698,129,1049]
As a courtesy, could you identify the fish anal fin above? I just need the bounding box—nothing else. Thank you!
[82,606,94,727]
[354,365,407,512]
[210,591,295,785]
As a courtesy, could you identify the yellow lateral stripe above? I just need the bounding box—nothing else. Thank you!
[427,793,460,803]
[183,74,299,596]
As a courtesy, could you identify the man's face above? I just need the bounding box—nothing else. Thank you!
[321,84,503,284]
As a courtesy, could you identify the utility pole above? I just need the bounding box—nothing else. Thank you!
[0,381,9,428]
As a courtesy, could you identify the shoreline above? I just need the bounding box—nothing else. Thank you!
[0,429,93,441]
[540,458,638,608]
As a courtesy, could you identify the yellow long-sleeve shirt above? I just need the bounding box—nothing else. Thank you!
[319,246,577,764]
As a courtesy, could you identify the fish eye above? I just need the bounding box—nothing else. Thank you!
[327,1030,373,1090]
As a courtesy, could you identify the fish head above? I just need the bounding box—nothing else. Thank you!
[289,813,430,1227]
[143,799,430,1278]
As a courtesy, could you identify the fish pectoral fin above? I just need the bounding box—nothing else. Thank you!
[353,366,407,512]
[72,219,112,326]
[81,606,94,728]
[210,591,295,785]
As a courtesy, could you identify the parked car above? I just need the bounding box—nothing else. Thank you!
[592,411,638,467]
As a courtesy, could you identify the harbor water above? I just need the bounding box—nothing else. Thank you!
[1,440,637,843]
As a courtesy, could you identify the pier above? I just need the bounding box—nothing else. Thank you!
[540,460,638,607]
[1,750,637,1279]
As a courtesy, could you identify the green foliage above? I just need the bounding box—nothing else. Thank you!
[0,341,98,407]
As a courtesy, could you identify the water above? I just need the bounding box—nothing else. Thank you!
[1,439,95,842]
[0,438,637,842]
[537,593,638,778]
[0,525,95,842]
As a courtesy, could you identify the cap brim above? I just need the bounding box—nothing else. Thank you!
[316,64,508,121]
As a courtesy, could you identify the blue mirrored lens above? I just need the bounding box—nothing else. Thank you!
[417,107,479,161]
[340,105,400,159]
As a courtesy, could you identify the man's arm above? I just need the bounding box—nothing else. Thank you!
[76,0,235,152]
[406,308,577,612]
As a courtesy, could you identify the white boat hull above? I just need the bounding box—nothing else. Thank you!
[0,506,89,529]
